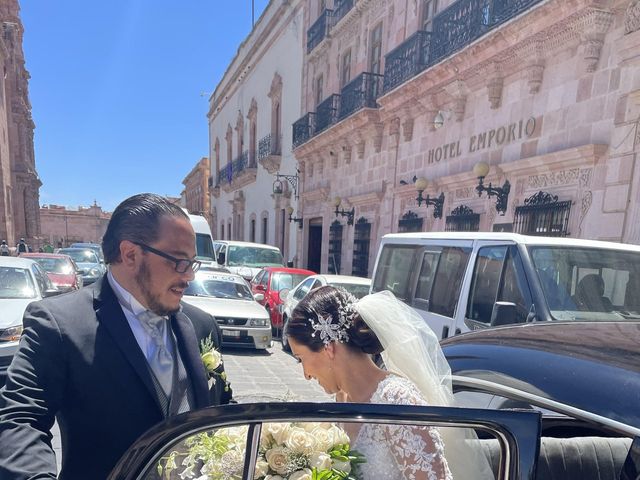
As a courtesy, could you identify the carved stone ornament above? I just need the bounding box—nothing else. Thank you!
[625,0,640,34]
[526,62,545,94]
[488,77,504,110]
[357,140,365,159]
[581,10,615,73]
[403,116,415,142]
[373,124,385,153]
[455,187,474,200]
[444,81,468,122]
[528,169,580,189]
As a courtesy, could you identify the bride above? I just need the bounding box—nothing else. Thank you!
[286,286,494,480]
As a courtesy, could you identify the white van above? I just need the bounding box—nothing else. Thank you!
[371,232,640,339]
[212,241,284,281]
[186,212,216,265]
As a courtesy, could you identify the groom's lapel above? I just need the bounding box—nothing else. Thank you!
[172,311,210,408]
[93,276,165,414]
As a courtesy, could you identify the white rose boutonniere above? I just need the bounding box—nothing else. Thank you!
[200,334,229,391]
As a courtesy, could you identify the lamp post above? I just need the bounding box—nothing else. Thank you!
[333,197,354,226]
[473,162,510,215]
[414,177,445,219]
[286,206,303,230]
[272,170,300,199]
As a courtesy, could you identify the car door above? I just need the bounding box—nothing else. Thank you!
[108,403,541,480]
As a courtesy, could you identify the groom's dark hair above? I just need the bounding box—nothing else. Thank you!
[287,286,383,354]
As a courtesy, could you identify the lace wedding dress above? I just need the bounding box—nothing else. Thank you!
[353,375,453,480]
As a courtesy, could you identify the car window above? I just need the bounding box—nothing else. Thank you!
[227,245,283,267]
[185,276,253,300]
[372,245,420,300]
[260,271,269,288]
[293,277,315,301]
[334,282,371,299]
[136,418,509,480]
[467,246,507,323]
[429,246,472,318]
[253,270,264,285]
[530,246,640,321]
[413,250,440,305]
[272,272,309,291]
[195,233,215,261]
[60,249,99,264]
[33,257,74,274]
[0,266,37,299]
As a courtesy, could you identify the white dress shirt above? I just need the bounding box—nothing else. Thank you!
[107,269,174,361]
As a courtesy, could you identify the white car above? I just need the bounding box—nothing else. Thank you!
[182,271,272,350]
[0,256,59,375]
[280,274,372,351]
[213,241,284,281]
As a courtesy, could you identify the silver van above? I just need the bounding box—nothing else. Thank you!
[371,232,640,339]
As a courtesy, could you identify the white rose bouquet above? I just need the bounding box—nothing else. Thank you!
[200,334,229,392]
[156,422,365,480]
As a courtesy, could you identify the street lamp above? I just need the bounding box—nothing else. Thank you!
[473,161,510,215]
[333,197,354,226]
[273,169,300,199]
[286,206,303,230]
[414,177,445,219]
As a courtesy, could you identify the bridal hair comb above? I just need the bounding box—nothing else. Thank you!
[310,288,359,345]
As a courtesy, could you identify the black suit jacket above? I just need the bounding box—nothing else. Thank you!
[0,275,232,480]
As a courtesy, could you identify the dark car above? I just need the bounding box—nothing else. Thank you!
[250,266,315,335]
[108,322,640,479]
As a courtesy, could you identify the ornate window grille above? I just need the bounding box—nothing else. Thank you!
[445,205,480,232]
[398,211,423,233]
[328,220,343,275]
[315,94,341,133]
[514,191,572,237]
[338,72,384,120]
[352,217,371,278]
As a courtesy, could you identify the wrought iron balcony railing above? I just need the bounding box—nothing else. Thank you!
[232,151,249,177]
[315,94,341,133]
[383,31,431,94]
[217,163,232,185]
[339,72,384,120]
[307,9,333,53]
[258,133,282,161]
[292,113,316,148]
[491,0,543,25]
[333,0,354,26]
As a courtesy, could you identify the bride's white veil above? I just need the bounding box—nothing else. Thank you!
[355,290,494,479]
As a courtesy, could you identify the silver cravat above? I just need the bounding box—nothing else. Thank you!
[137,310,174,397]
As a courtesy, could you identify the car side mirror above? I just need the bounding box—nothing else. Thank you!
[42,288,61,298]
[253,293,265,303]
[490,301,518,327]
[217,252,226,265]
[278,288,290,302]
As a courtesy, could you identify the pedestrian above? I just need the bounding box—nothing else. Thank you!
[15,238,28,255]
[0,193,233,479]
[0,240,8,256]
[43,242,54,253]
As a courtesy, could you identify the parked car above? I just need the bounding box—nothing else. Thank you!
[250,266,315,336]
[371,232,640,340]
[69,242,105,263]
[108,321,640,479]
[184,210,217,267]
[181,270,272,350]
[280,274,371,350]
[21,253,83,293]
[0,257,60,375]
[213,240,284,281]
[58,248,106,286]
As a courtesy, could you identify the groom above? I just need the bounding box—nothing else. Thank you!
[0,193,232,479]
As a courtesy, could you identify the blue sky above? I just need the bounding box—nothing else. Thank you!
[21,0,270,211]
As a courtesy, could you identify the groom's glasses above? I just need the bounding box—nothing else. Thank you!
[134,242,202,274]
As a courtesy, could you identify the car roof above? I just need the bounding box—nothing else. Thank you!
[441,321,640,430]
[312,274,371,285]
[21,253,70,259]
[214,240,281,251]
[260,267,315,275]
[0,256,38,268]
[381,232,640,252]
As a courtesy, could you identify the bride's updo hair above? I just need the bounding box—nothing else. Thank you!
[287,286,383,354]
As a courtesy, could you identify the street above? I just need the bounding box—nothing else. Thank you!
[51,340,332,471]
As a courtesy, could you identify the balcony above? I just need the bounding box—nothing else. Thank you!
[293,113,316,148]
[218,151,257,192]
[315,94,341,133]
[333,0,354,27]
[258,133,283,174]
[383,31,431,94]
[491,0,543,25]
[339,72,384,120]
[307,9,333,53]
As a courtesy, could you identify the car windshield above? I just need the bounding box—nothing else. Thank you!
[227,246,283,267]
[71,244,103,261]
[530,246,640,321]
[185,277,253,300]
[33,257,74,275]
[60,249,99,264]
[0,266,36,299]
[332,282,371,299]
[271,273,310,291]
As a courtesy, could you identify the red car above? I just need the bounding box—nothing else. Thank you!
[22,253,82,293]
[251,267,315,335]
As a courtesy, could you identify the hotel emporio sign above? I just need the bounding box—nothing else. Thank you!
[427,117,538,164]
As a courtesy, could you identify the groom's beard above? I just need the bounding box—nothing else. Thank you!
[136,260,182,317]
